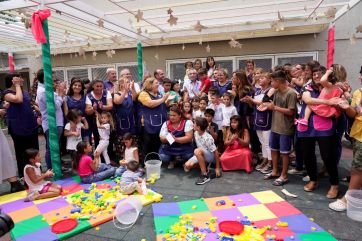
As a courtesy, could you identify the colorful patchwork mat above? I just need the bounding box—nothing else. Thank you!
[152,190,337,241]
[0,176,162,241]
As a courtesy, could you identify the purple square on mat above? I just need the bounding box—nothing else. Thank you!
[16,227,58,241]
[54,177,78,187]
[228,193,260,207]
[152,202,181,216]
[211,207,243,223]
[280,214,323,234]
[1,199,33,213]
[36,197,69,213]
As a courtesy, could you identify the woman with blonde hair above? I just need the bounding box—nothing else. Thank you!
[138,77,169,158]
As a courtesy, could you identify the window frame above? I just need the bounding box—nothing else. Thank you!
[166,51,318,80]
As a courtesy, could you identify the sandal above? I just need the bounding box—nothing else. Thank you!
[263,173,279,180]
[329,199,347,212]
[272,178,289,186]
[304,181,318,192]
[326,186,339,199]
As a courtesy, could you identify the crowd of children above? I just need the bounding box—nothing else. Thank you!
[1,57,362,213]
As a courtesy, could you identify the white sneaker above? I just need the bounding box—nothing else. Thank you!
[329,199,347,212]
[288,168,304,175]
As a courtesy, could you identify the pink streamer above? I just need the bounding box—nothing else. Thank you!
[31,9,51,44]
[8,53,14,72]
[327,24,335,68]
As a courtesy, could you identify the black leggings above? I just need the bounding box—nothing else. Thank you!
[300,135,339,185]
[10,132,39,178]
[142,131,161,164]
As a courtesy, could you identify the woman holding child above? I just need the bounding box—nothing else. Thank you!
[297,65,347,198]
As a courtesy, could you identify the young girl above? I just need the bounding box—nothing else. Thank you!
[23,149,62,201]
[182,101,193,120]
[242,73,274,174]
[297,64,348,127]
[194,97,208,118]
[206,56,216,78]
[95,111,114,164]
[64,109,89,157]
[220,115,252,173]
[221,92,238,136]
[191,97,200,119]
[73,141,115,184]
[115,133,144,177]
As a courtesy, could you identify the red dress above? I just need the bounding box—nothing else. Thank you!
[220,140,252,173]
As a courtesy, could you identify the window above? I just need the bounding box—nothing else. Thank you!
[53,70,65,81]
[67,68,89,81]
[91,67,108,81]
[215,59,233,77]
[238,58,273,72]
[169,63,186,82]
[275,52,318,66]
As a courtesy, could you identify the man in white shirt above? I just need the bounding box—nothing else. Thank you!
[119,68,141,94]
[154,69,165,93]
[183,68,201,100]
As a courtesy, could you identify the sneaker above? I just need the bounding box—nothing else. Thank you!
[288,168,304,175]
[260,165,272,174]
[255,161,267,171]
[329,199,347,212]
[167,162,175,169]
[195,174,210,185]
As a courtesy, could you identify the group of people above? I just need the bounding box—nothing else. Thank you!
[1,57,361,213]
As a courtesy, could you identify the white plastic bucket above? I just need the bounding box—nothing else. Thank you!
[346,189,362,222]
[113,196,142,229]
[144,152,162,179]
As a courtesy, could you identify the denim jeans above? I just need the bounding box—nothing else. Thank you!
[159,152,194,163]
[115,166,143,177]
[81,163,116,184]
[44,126,63,169]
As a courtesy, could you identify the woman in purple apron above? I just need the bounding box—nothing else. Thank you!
[64,78,88,141]
[297,66,339,199]
[137,77,169,160]
[85,80,113,148]
[114,77,137,158]
[2,73,39,178]
[159,106,194,169]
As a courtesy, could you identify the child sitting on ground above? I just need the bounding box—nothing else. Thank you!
[115,133,144,177]
[297,64,348,127]
[220,115,252,173]
[23,149,62,201]
[73,141,115,184]
[120,160,145,195]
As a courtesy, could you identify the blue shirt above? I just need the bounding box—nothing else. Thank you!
[103,80,114,91]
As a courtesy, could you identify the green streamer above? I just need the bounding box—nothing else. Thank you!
[137,41,143,81]
[41,19,61,180]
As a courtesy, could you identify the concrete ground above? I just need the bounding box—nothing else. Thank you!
[1,134,361,241]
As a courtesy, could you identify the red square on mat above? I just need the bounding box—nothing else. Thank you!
[253,218,296,240]
[266,201,302,217]
[62,184,84,196]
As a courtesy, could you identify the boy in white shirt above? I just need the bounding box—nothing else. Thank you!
[184,117,221,185]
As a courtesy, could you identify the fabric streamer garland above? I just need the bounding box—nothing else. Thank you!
[8,53,14,72]
[137,41,143,81]
[31,9,62,179]
[327,24,335,68]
